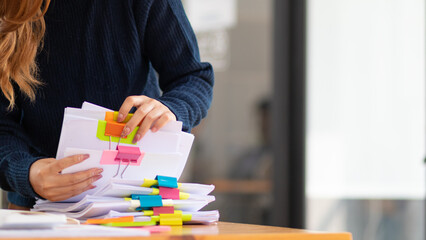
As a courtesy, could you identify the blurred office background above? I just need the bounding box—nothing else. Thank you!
[0,0,424,239]
[181,0,426,240]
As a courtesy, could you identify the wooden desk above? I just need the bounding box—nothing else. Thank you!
[14,222,352,240]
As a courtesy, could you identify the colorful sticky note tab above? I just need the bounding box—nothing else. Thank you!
[141,179,158,188]
[103,221,157,227]
[105,121,125,137]
[150,188,160,195]
[105,111,134,123]
[179,192,189,200]
[100,149,144,166]
[182,214,192,222]
[153,206,175,216]
[159,213,183,226]
[96,120,138,144]
[159,187,180,200]
[155,176,178,188]
[143,225,172,233]
[86,216,134,225]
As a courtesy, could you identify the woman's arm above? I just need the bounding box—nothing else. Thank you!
[0,97,42,198]
[119,0,214,139]
[0,96,103,202]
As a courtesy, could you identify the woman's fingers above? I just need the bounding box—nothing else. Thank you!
[44,175,101,202]
[122,101,154,137]
[151,112,176,133]
[51,154,89,173]
[118,96,176,143]
[57,167,103,187]
[117,96,147,123]
[133,108,166,143]
[55,184,96,202]
[29,154,101,201]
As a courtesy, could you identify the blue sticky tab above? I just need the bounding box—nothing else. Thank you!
[139,195,163,208]
[155,175,178,189]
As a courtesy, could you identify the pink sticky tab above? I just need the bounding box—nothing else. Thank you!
[153,206,175,216]
[100,150,119,165]
[100,149,145,166]
[136,226,171,233]
[159,187,180,200]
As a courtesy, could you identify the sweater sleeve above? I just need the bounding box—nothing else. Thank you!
[135,0,214,132]
[0,95,42,199]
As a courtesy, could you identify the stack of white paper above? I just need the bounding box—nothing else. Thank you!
[32,102,218,224]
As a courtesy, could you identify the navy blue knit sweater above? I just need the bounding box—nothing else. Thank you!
[0,0,214,207]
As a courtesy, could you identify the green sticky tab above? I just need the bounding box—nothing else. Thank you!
[103,221,157,227]
[96,120,138,144]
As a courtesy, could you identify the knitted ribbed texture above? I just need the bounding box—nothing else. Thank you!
[0,0,214,206]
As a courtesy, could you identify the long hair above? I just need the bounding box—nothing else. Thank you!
[0,0,50,110]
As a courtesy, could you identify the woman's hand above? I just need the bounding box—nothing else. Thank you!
[29,154,103,201]
[117,95,176,143]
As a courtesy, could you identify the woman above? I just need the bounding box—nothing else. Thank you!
[0,0,214,209]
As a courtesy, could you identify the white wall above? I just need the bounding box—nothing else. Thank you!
[307,0,425,199]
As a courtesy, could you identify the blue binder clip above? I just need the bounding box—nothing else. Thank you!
[138,195,163,208]
[155,175,178,189]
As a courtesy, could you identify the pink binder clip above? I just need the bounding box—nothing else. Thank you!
[115,145,142,163]
[100,146,144,178]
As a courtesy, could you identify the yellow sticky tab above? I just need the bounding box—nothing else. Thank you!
[86,216,134,225]
[124,197,132,201]
[104,221,156,227]
[159,213,182,226]
[113,111,133,123]
[143,210,154,216]
[179,192,189,200]
[182,214,192,222]
[150,188,160,195]
[174,210,183,215]
[151,215,160,222]
[142,179,158,188]
[177,183,182,188]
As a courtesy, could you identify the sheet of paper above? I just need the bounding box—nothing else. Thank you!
[110,179,215,195]
[0,210,66,229]
[0,224,149,238]
[81,102,113,111]
[175,132,194,177]
[79,103,183,132]
[56,114,181,159]
[33,102,206,220]
[94,183,154,198]
[63,202,132,219]
[61,148,183,202]
[33,196,120,213]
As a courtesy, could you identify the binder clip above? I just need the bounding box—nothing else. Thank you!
[155,176,178,189]
[114,145,142,178]
[100,145,144,178]
[135,195,163,210]
[159,187,180,200]
[153,206,175,216]
[96,111,138,145]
